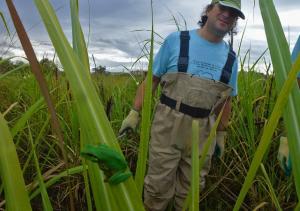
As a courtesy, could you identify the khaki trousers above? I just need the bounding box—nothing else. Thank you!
[144,103,216,211]
[144,73,232,211]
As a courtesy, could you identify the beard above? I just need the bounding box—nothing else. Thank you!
[206,19,232,38]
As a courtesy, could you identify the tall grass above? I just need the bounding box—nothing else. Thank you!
[233,0,300,209]
[259,0,300,196]
[32,0,144,210]
[0,0,299,210]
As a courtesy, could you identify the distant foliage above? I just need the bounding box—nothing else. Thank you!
[39,58,59,74]
[0,57,18,74]
[93,65,106,73]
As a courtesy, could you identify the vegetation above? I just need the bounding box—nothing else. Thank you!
[0,0,299,210]
[0,55,298,210]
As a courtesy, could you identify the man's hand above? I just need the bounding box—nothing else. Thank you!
[277,136,292,176]
[119,109,140,135]
[214,131,227,159]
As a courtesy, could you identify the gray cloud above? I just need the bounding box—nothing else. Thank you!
[273,0,300,10]
[0,0,299,71]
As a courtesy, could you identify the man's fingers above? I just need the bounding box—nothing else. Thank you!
[283,157,292,176]
[118,127,133,136]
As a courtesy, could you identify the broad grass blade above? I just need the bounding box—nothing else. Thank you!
[260,0,300,198]
[0,113,32,211]
[33,1,144,210]
[135,0,154,196]
[70,0,90,74]
[69,1,93,210]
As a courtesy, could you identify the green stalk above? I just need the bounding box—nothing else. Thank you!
[70,0,90,75]
[0,11,10,37]
[22,117,50,179]
[11,97,44,138]
[81,161,93,211]
[33,1,144,210]
[69,1,93,210]
[233,51,300,211]
[260,164,282,211]
[190,120,200,211]
[0,113,32,211]
[29,166,85,200]
[183,104,225,210]
[28,125,53,211]
[134,0,154,196]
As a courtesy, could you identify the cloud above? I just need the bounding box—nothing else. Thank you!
[0,0,299,71]
[273,0,300,10]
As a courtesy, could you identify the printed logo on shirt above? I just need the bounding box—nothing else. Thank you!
[190,59,222,79]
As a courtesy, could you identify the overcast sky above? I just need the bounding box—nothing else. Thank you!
[0,0,299,72]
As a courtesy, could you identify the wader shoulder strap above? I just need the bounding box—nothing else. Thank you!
[220,48,236,84]
[178,31,190,72]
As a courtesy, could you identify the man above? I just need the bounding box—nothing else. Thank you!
[277,35,300,176]
[119,0,244,210]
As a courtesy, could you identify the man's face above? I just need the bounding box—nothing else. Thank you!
[206,3,238,37]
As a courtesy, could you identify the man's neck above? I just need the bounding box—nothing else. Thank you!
[197,27,223,43]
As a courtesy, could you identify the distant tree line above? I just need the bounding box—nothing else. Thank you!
[0,57,149,77]
[0,57,59,75]
[0,57,26,74]
[92,65,106,73]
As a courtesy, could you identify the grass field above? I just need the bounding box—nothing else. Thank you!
[0,59,297,210]
[1,0,300,210]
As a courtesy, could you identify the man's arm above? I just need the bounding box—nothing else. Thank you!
[215,97,232,131]
[213,97,232,158]
[133,75,160,111]
[119,75,160,135]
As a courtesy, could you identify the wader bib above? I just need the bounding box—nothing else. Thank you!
[144,31,236,211]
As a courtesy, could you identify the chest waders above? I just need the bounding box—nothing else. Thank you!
[144,31,236,211]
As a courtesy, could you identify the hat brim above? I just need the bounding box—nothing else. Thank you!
[218,1,245,19]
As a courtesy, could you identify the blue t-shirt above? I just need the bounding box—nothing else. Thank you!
[153,29,238,96]
[291,35,300,78]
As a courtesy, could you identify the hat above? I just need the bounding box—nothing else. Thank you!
[211,0,245,19]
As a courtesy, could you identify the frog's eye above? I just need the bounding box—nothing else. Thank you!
[80,144,101,162]
[80,152,98,162]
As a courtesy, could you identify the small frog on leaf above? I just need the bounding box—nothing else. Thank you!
[80,144,132,185]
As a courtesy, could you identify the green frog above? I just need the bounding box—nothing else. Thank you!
[80,144,132,185]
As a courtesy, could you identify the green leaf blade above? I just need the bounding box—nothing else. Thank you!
[0,113,32,211]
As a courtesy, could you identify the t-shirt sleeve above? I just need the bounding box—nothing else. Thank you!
[153,36,171,78]
[291,36,300,78]
[229,58,238,96]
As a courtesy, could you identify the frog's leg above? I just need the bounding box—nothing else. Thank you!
[108,172,132,185]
